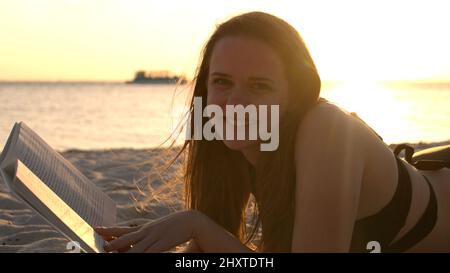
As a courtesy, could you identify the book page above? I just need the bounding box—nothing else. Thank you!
[13,160,104,253]
[13,122,116,227]
[0,122,20,191]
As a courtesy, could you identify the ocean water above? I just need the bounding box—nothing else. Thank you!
[0,81,449,151]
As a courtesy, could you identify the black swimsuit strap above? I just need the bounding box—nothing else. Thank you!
[349,156,412,252]
[385,175,438,252]
[381,144,439,252]
[351,147,439,252]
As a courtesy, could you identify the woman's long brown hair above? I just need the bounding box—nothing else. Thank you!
[171,11,321,252]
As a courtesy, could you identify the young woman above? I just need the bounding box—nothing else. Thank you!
[95,11,450,253]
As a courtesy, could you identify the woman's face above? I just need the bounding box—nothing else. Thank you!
[206,36,289,151]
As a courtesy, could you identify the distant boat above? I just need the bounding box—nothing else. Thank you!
[126,70,187,84]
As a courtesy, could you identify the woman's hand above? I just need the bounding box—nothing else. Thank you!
[95,210,200,253]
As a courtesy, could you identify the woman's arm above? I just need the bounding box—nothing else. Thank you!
[179,239,203,253]
[190,210,254,253]
[291,103,366,252]
[96,210,254,253]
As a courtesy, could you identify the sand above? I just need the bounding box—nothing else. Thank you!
[0,147,184,253]
[0,141,449,253]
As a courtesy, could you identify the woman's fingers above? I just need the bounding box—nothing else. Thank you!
[126,235,156,253]
[104,230,143,252]
[94,226,140,237]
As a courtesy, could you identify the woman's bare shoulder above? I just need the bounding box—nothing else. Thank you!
[297,101,363,144]
[297,100,385,152]
[294,99,391,171]
[296,100,400,217]
[302,100,356,125]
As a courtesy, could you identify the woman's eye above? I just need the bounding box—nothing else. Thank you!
[251,82,272,92]
[212,78,231,86]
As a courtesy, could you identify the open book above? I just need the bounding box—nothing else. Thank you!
[0,122,117,253]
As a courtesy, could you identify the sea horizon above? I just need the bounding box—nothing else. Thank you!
[1,80,450,151]
[1,79,449,84]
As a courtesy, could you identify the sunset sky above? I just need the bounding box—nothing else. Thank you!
[0,0,449,82]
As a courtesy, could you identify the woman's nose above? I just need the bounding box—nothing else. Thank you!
[226,85,251,107]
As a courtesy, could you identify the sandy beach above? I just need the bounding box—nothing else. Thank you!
[0,141,449,253]
[0,147,185,253]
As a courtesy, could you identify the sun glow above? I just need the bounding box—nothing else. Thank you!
[0,0,449,82]
[322,81,416,143]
